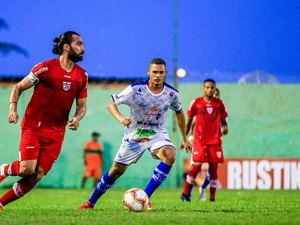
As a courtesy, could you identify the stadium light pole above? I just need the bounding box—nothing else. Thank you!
[172,0,180,187]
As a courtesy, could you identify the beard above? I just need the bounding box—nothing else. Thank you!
[68,47,84,63]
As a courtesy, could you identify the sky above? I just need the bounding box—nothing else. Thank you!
[0,0,300,83]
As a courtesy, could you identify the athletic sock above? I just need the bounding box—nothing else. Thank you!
[183,164,201,196]
[0,178,36,206]
[2,161,20,176]
[88,172,116,205]
[144,162,172,198]
[209,164,218,200]
[202,170,211,189]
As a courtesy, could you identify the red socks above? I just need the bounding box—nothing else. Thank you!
[0,178,36,206]
[209,164,218,200]
[183,164,202,196]
[4,161,20,176]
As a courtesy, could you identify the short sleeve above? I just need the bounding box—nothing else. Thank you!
[187,99,196,118]
[111,85,134,106]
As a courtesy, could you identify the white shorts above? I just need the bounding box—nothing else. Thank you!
[114,133,175,165]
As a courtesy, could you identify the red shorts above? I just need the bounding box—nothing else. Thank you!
[192,141,224,163]
[19,127,65,174]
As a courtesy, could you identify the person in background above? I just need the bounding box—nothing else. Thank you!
[81,132,104,188]
[181,80,228,202]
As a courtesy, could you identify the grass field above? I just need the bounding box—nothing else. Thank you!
[0,188,299,225]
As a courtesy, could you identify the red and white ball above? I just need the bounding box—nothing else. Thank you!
[122,188,149,212]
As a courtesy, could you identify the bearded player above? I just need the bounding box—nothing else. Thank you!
[0,31,88,212]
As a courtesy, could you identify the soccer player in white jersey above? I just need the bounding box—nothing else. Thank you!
[77,58,192,210]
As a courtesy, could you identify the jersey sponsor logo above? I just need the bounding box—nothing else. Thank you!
[64,75,71,78]
[134,138,150,143]
[138,102,146,107]
[163,105,169,111]
[34,66,48,76]
[207,106,213,114]
[135,128,156,137]
[151,106,158,112]
[62,81,71,91]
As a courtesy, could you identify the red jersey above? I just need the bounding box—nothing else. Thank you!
[21,58,88,131]
[187,96,228,145]
[85,141,103,165]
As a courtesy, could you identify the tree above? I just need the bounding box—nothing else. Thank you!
[0,18,28,57]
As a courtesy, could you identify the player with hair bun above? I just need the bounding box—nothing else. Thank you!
[0,31,87,212]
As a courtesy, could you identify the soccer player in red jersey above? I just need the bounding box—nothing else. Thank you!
[0,31,88,212]
[181,79,228,202]
[81,132,104,188]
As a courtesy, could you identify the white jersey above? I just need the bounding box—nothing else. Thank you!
[111,79,182,141]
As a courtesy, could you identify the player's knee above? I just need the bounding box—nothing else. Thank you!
[165,149,176,164]
[19,166,35,177]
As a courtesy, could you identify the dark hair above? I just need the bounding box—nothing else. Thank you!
[91,131,100,137]
[203,78,216,85]
[52,31,80,55]
[215,88,220,94]
[150,58,166,67]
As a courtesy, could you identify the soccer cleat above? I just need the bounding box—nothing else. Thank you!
[199,187,207,201]
[210,198,215,202]
[180,193,191,202]
[147,199,154,211]
[76,201,94,210]
[0,164,8,183]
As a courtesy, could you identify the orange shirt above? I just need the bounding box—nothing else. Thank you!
[85,141,103,165]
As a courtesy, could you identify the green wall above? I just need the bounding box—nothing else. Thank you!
[0,83,299,188]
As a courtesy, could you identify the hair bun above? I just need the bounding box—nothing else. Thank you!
[53,37,60,43]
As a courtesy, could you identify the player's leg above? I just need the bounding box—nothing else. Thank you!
[144,145,175,198]
[144,145,175,210]
[181,162,202,201]
[93,164,101,188]
[207,145,224,201]
[199,169,210,200]
[181,142,205,201]
[208,163,218,201]
[0,161,20,182]
[0,161,43,208]
[78,162,127,209]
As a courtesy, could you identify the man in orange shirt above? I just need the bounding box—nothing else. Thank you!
[81,132,103,188]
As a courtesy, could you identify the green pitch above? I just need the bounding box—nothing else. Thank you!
[0,188,299,225]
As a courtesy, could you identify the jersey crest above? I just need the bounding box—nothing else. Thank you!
[207,106,213,114]
[62,81,71,91]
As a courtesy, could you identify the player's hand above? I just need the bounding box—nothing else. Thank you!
[68,116,79,130]
[120,117,131,128]
[8,111,19,124]
[182,140,193,153]
[221,125,228,135]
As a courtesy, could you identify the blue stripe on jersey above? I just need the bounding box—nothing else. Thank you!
[131,79,179,93]
[131,79,148,87]
[164,82,179,93]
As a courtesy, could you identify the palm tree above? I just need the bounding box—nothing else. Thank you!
[0,18,28,57]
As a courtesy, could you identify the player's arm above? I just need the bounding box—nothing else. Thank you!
[185,116,194,137]
[107,100,131,128]
[175,109,192,153]
[68,98,87,130]
[8,75,35,124]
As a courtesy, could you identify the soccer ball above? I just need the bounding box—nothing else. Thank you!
[122,188,149,212]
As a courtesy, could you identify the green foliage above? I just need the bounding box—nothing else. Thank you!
[0,188,299,225]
